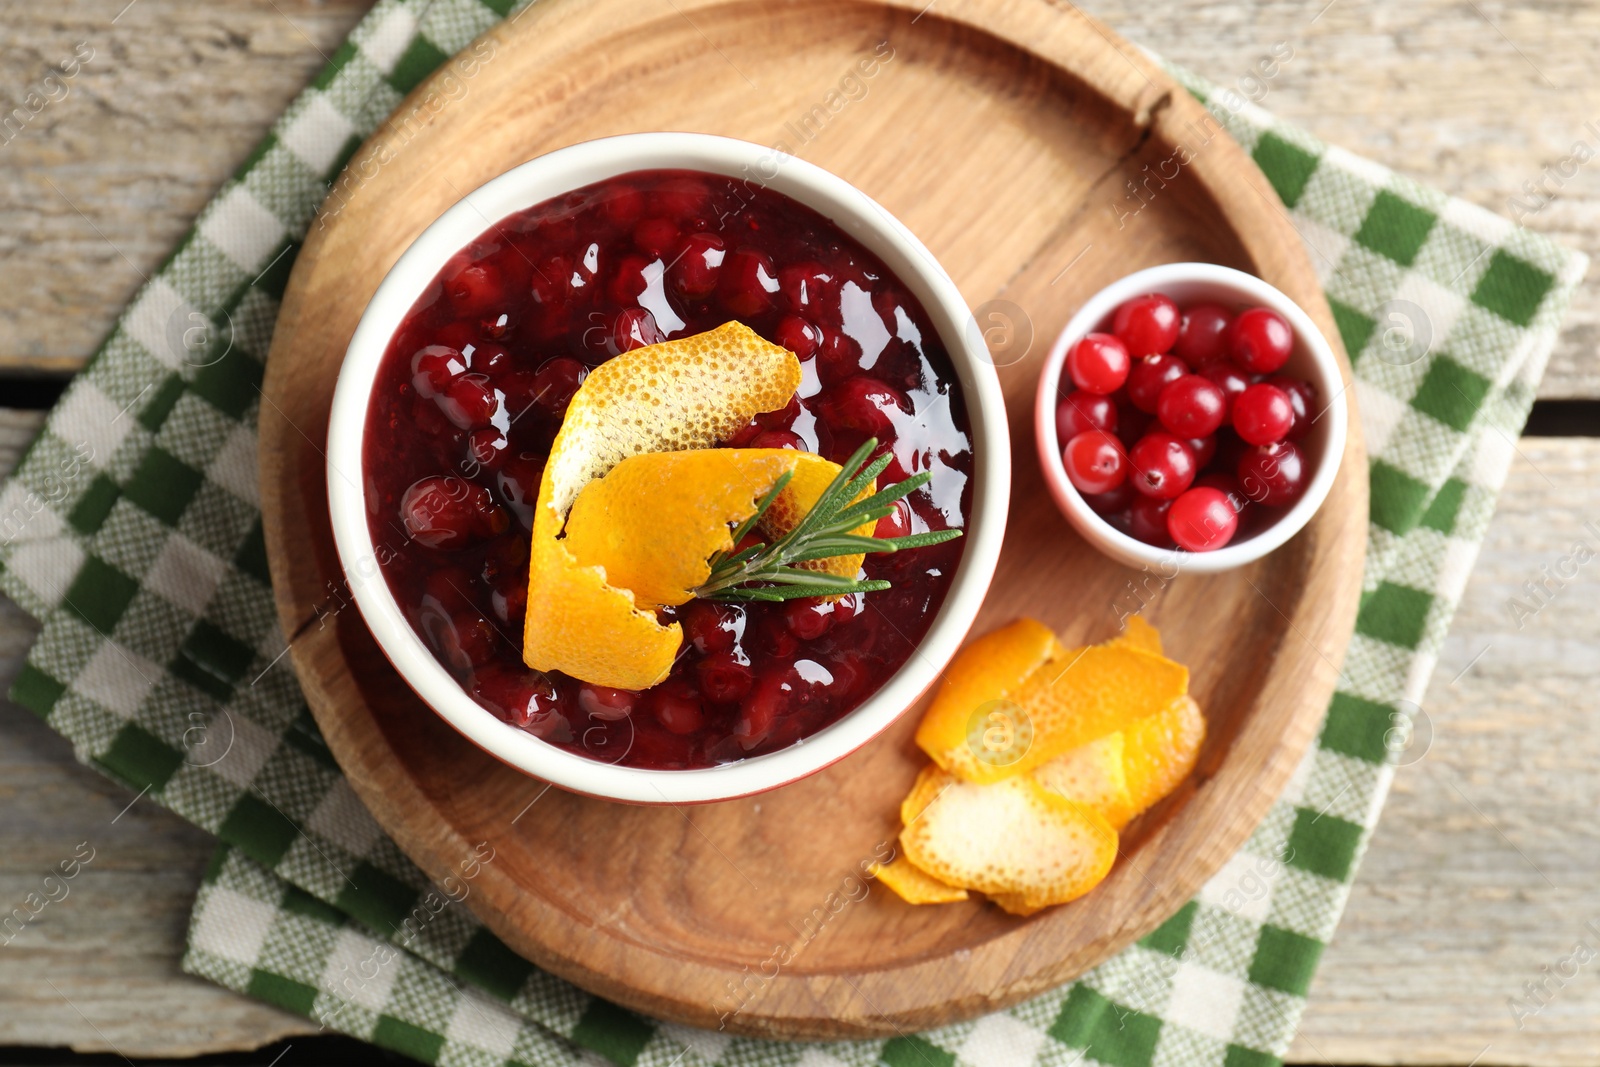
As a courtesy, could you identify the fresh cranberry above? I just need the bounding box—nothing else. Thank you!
[612,307,665,353]
[1268,375,1318,439]
[633,217,679,258]
[1112,293,1181,355]
[1082,481,1135,515]
[1228,307,1294,373]
[750,430,804,450]
[1195,472,1249,515]
[822,377,908,436]
[577,684,638,721]
[649,680,706,734]
[1126,353,1190,414]
[608,253,652,304]
[876,499,912,539]
[442,259,500,315]
[1063,430,1127,495]
[1237,440,1308,507]
[681,600,743,654]
[719,249,780,317]
[1233,383,1295,445]
[466,429,509,471]
[1168,487,1238,552]
[1057,391,1117,440]
[1127,495,1174,547]
[1156,375,1227,438]
[400,476,507,550]
[1187,435,1217,469]
[1199,361,1251,418]
[1174,303,1233,366]
[411,345,466,398]
[530,357,585,416]
[696,650,754,704]
[1127,432,1197,500]
[669,233,725,298]
[774,315,822,359]
[778,261,833,312]
[1067,333,1131,394]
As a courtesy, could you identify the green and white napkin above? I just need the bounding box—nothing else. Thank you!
[0,1,1585,1064]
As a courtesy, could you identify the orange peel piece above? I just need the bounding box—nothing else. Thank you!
[561,448,872,611]
[871,856,969,904]
[899,765,1117,909]
[1110,614,1163,655]
[1123,695,1206,816]
[914,619,1071,781]
[522,322,801,689]
[1030,732,1137,830]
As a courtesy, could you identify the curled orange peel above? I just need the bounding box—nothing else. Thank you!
[871,856,969,904]
[1122,694,1206,816]
[521,322,801,690]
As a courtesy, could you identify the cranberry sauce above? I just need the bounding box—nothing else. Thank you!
[363,169,972,770]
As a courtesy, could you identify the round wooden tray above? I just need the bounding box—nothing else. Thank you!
[260,0,1367,1040]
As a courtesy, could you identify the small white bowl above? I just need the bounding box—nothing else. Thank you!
[327,133,1009,805]
[1035,263,1347,573]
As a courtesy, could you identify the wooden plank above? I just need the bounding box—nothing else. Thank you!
[0,409,315,1055]
[1293,438,1600,1066]
[0,0,1596,398]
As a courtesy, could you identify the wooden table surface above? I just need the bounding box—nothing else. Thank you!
[1,1,1596,1063]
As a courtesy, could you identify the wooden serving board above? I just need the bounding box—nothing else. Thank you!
[259,0,1367,1040]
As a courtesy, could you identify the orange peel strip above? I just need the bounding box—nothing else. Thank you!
[871,856,969,904]
[1109,614,1163,655]
[561,448,873,612]
[522,322,801,689]
[899,765,1117,909]
[914,618,1070,780]
[1030,732,1137,830]
[1123,695,1206,817]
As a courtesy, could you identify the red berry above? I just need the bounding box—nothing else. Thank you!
[1168,487,1239,552]
[682,600,743,654]
[612,307,664,353]
[1067,332,1131,394]
[1127,495,1174,547]
[784,598,835,641]
[1156,375,1227,438]
[495,454,542,530]
[1186,434,1217,469]
[1233,383,1295,446]
[1195,472,1249,515]
[718,249,780,317]
[600,184,644,228]
[466,429,509,471]
[608,253,652,304]
[1112,293,1181,355]
[442,259,501,315]
[411,345,467,399]
[735,671,791,750]
[1063,430,1127,495]
[1057,391,1118,440]
[1115,402,1153,450]
[778,261,833,312]
[823,377,909,436]
[773,315,822,359]
[1082,481,1135,516]
[473,667,564,737]
[876,499,912,539]
[1126,353,1190,413]
[400,476,506,550]
[1174,303,1232,367]
[669,232,725,298]
[649,681,706,735]
[1237,440,1308,507]
[633,217,679,258]
[657,175,711,218]
[1268,375,1318,440]
[1198,361,1251,418]
[696,650,754,704]
[1228,307,1294,373]
[1127,432,1197,500]
[577,684,638,721]
[528,357,584,418]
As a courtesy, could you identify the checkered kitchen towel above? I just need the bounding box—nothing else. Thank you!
[0,1,1587,1064]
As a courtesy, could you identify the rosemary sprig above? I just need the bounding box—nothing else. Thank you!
[693,438,963,603]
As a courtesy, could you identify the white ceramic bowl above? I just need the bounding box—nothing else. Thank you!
[327,133,1009,804]
[1035,263,1347,573]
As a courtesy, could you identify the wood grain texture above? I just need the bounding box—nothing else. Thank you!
[258,0,1363,1039]
[2,0,1595,396]
[0,409,315,1056]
